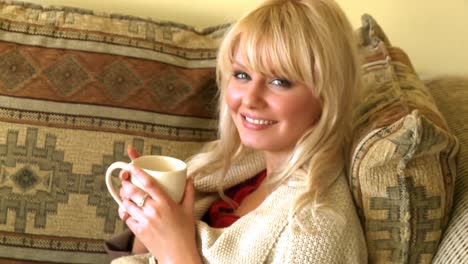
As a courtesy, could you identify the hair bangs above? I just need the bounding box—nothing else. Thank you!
[232,6,315,86]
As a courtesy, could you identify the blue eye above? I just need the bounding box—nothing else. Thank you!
[233,71,250,80]
[270,78,292,88]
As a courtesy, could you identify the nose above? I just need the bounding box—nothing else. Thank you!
[242,80,265,108]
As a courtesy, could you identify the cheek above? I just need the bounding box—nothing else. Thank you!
[283,96,322,128]
[298,98,321,124]
[225,85,242,112]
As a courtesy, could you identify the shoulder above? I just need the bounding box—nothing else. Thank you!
[294,175,363,237]
[274,175,368,263]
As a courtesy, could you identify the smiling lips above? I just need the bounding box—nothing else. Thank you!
[243,115,277,126]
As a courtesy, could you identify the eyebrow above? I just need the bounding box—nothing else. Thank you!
[232,60,247,68]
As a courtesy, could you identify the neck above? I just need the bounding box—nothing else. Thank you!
[262,150,292,175]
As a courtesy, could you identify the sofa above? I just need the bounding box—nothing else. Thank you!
[0,1,466,263]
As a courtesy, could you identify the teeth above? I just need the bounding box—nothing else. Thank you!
[245,116,276,125]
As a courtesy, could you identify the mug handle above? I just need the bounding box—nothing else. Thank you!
[105,161,129,208]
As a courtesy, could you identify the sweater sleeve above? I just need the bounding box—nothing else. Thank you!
[270,185,368,264]
[270,216,367,264]
[270,177,367,263]
[287,225,348,263]
[104,229,136,261]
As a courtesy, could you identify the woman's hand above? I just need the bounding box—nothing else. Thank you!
[118,146,141,222]
[119,147,201,263]
[117,146,148,254]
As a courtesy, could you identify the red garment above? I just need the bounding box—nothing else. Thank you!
[202,170,267,228]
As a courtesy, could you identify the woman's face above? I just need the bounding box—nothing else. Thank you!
[226,50,322,158]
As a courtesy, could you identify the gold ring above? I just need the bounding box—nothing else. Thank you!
[136,193,149,207]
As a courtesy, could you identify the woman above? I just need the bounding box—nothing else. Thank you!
[106,0,367,263]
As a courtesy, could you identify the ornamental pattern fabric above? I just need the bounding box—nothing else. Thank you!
[0,1,227,67]
[0,0,223,262]
[428,77,468,264]
[349,14,459,264]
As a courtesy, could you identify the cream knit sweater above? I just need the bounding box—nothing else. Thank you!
[113,152,367,264]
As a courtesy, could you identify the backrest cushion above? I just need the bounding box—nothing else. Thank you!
[427,77,468,264]
[350,14,459,264]
[0,1,225,263]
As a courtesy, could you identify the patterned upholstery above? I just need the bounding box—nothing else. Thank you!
[427,78,468,264]
[349,15,459,264]
[0,1,224,263]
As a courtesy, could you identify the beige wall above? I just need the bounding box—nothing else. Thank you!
[337,0,468,78]
[26,0,468,77]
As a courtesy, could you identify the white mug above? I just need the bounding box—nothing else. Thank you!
[105,155,187,208]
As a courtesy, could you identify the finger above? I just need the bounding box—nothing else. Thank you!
[119,185,127,200]
[122,180,148,206]
[129,165,171,204]
[134,193,150,208]
[121,180,139,197]
[118,206,129,221]
[123,199,147,222]
[125,217,142,236]
[127,145,141,160]
[181,177,195,215]
[119,170,130,181]
[119,179,137,200]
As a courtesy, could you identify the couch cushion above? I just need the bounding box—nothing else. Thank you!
[0,1,225,263]
[427,77,468,264]
[350,14,459,264]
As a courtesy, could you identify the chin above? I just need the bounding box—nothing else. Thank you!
[240,140,263,150]
[241,140,273,152]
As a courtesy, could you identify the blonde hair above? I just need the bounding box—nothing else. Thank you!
[189,0,360,220]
